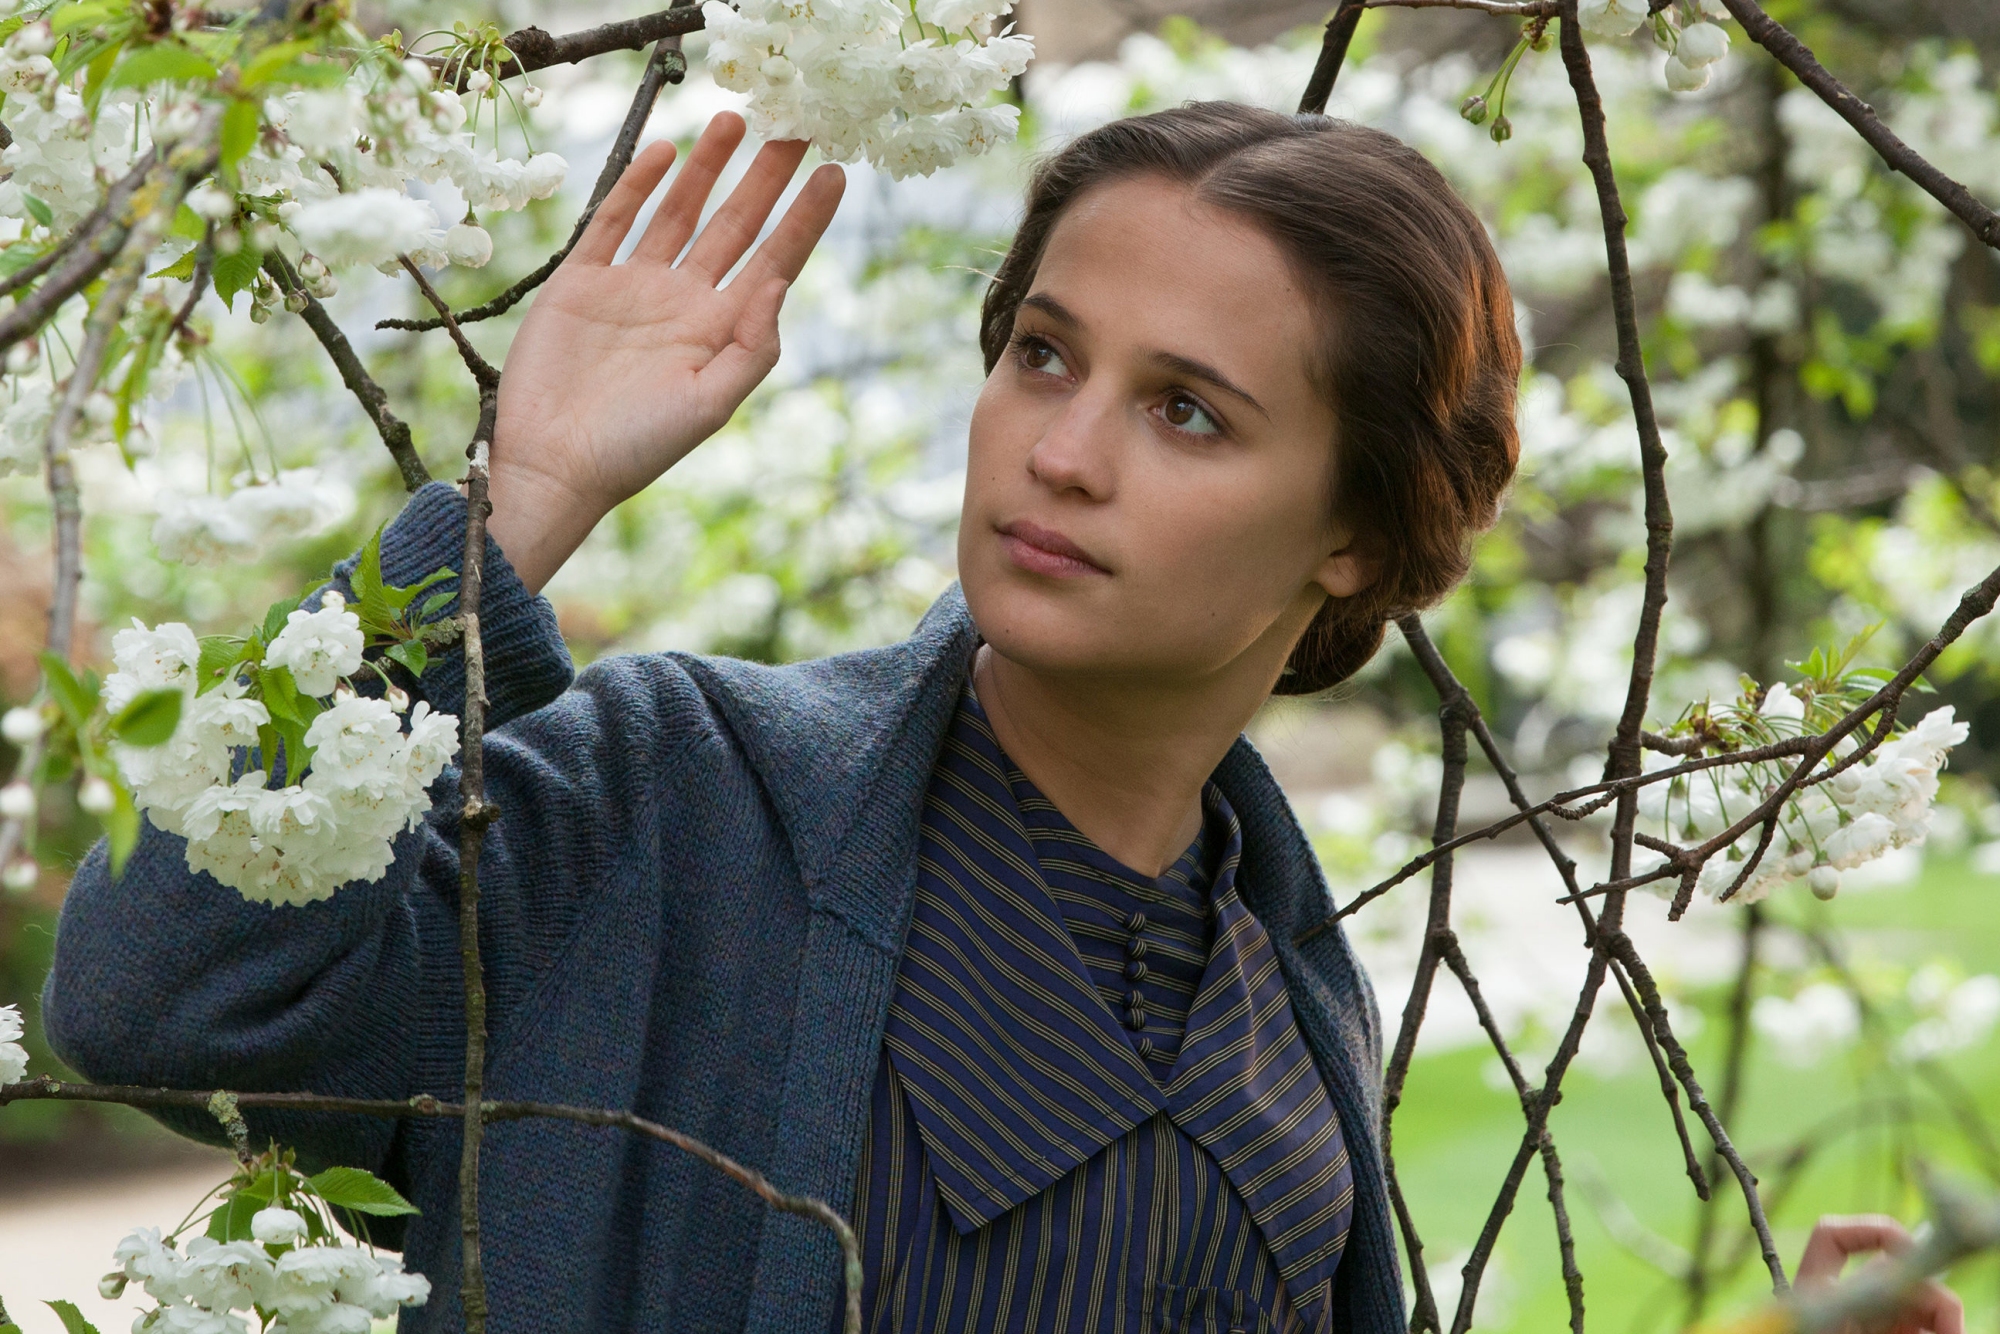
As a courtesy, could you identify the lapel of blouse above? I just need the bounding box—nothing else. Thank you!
[1163,864,1355,1334]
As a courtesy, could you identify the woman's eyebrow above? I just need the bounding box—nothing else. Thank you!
[1019,292,1269,420]
[1149,350,1269,420]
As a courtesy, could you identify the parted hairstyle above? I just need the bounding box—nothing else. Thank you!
[979,101,1522,693]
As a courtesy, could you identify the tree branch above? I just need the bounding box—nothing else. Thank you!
[399,259,500,388]
[421,7,708,91]
[455,413,498,1334]
[1717,0,2000,251]
[1298,0,1367,116]
[264,253,430,492]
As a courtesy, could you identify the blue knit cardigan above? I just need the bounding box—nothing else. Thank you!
[43,482,1404,1334]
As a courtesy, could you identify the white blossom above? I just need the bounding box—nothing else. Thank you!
[1676,21,1730,68]
[0,380,52,477]
[251,1206,308,1245]
[264,602,365,697]
[289,189,444,268]
[1578,0,1648,38]
[1663,55,1711,93]
[0,706,41,744]
[0,1001,26,1085]
[444,221,493,268]
[1753,982,1860,1066]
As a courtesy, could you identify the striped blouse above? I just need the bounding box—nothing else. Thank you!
[855,690,1354,1334]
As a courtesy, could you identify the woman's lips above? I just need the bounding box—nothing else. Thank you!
[998,520,1110,578]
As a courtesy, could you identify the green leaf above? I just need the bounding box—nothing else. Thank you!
[4,1322,25,1334]
[106,42,218,89]
[110,688,182,747]
[418,589,456,622]
[304,1166,420,1216]
[81,40,119,112]
[50,1,122,37]
[262,596,303,643]
[261,664,304,722]
[252,58,344,88]
[218,97,260,181]
[197,635,249,695]
[21,194,52,228]
[384,639,427,679]
[170,201,207,240]
[38,651,94,728]
[147,251,199,284]
[381,566,451,614]
[205,1192,260,1242]
[211,244,262,311]
[44,1303,99,1334]
[238,37,312,87]
[0,242,47,277]
[102,778,139,879]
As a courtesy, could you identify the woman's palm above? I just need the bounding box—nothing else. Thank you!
[495,116,845,515]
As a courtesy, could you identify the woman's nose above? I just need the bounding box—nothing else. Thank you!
[1025,387,1119,500]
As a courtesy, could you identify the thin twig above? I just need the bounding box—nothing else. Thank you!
[264,253,430,492]
[1686,904,1765,1320]
[1379,701,1471,1333]
[382,22,693,334]
[400,259,501,387]
[456,405,499,1334]
[1604,930,1788,1291]
[1717,0,2000,251]
[0,1076,861,1334]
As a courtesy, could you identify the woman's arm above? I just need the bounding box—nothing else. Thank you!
[486,112,845,593]
[39,120,845,1172]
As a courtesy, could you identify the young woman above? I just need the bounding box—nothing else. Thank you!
[45,104,1960,1334]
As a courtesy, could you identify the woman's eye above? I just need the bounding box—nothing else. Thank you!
[1161,392,1221,436]
[1018,337,1067,377]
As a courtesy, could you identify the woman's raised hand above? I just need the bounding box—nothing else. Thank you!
[1796,1215,1964,1333]
[488,112,845,592]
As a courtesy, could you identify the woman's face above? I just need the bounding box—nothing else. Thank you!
[961,174,1372,688]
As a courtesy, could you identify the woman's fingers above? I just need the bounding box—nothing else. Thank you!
[569,140,678,267]
[629,112,750,266]
[732,163,847,290]
[1798,1215,1915,1286]
[675,138,814,280]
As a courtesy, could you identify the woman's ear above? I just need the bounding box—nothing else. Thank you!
[1313,527,1381,601]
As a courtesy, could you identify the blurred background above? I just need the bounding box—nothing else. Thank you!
[5,0,2000,1330]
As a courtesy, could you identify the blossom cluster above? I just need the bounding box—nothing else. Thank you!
[0,1001,26,1085]
[1638,686,1970,904]
[703,0,1031,179]
[110,1214,429,1334]
[152,470,353,567]
[104,598,458,905]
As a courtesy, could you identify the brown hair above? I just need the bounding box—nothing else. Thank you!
[979,102,1522,693]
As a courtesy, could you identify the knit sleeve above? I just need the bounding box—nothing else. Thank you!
[39,484,650,1230]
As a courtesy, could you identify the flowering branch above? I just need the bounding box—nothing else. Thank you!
[0,1075,862,1334]
[0,149,161,355]
[1716,0,2000,250]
